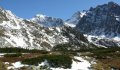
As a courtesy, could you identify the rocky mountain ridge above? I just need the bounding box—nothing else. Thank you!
[0,7,89,51]
[70,2,120,47]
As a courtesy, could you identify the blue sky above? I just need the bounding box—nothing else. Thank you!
[0,0,120,19]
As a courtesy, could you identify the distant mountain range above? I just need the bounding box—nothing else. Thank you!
[0,1,120,51]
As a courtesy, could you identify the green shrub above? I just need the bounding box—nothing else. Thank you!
[22,55,72,69]
[52,44,73,51]
[0,47,48,53]
[4,53,22,57]
[45,55,72,68]
[40,65,52,70]
[82,47,120,59]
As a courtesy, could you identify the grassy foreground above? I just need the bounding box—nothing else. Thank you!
[0,47,120,70]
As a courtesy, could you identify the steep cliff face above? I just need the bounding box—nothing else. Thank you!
[66,2,120,47]
[76,2,120,36]
[66,11,86,27]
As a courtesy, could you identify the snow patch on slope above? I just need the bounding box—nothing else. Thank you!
[4,31,28,48]
[80,12,86,17]
[115,16,120,21]
[71,56,91,70]
[0,21,21,29]
[113,36,120,41]
[5,56,91,70]
[8,61,28,70]
[64,22,76,27]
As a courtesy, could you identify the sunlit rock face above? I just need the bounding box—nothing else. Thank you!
[0,7,89,51]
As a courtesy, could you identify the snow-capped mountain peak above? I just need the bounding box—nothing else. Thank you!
[72,1,120,47]
[36,14,46,18]
[31,14,64,27]
[65,11,86,27]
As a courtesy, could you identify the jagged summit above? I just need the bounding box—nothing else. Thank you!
[76,1,120,35]
[70,2,120,47]
[32,14,46,21]
[31,14,64,27]
[108,1,119,6]
[35,14,46,18]
[65,11,86,27]
[91,1,120,15]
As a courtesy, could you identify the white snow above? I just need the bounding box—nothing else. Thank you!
[84,35,95,42]
[4,10,21,29]
[116,17,119,21]
[80,12,86,17]
[71,56,91,70]
[39,60,49,66]
[31,14,46,26]
[115,16,120,21]
[61,36,69,43]
[64,22,76,27]
[49,28,54,31]
[0,53,5,56]
[12,62,25,68]
[84,34,108,43]
[26,30,34,47]
[0,53,5,57]
[113,36,120,41]
[0,21,21,29]
[36,14,46,19]
[8,61,28,70]
[84,34,108,47]
[5,33,27,47]
[85,34,120,42]
[4,62,9,65]
[56,27,61,32]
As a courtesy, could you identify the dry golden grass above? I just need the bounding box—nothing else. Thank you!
[92,58,120,70]
[0,61,7,70]
[0,53,46,63]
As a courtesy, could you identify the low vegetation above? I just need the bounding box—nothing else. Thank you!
[0,61,7,70]
[52,44,73,51]
[0,47,48,53]
[79,47,120,70]
[22,54,72,69]
[4,53,22,57]
[0,47,120,70]
[92,58,120,70]
[84,47,120,59]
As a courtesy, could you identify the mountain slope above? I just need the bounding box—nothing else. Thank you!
[73,2,120,47]
[76,2,120,36]
[0,7,89,51]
